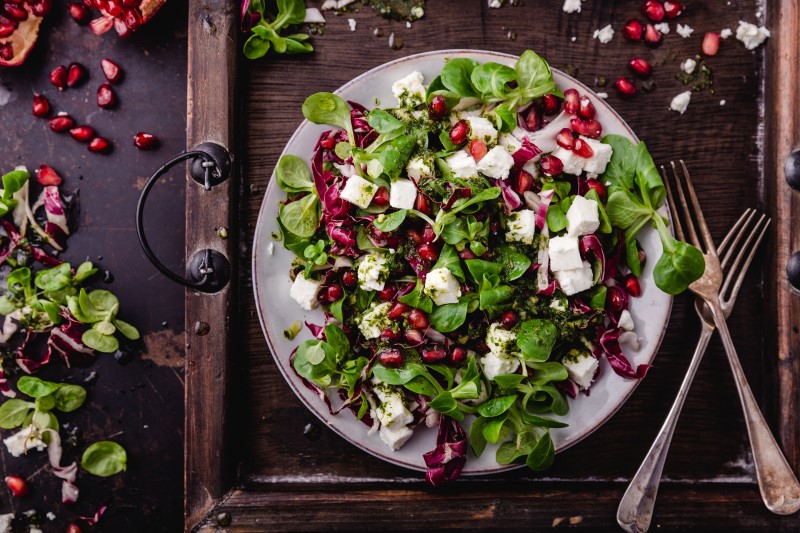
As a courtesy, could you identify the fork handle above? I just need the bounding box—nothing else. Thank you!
[617,324,715,533]
[707,302,800,515]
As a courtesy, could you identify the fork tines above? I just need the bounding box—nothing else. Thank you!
[662,160,718,256]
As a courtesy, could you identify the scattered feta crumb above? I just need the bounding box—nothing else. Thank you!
[303,8,326,24]
[670,91,692,114]
[571,36,577,42]
[736,20,770,50]
[388,31,395,48]
[593,24,614,44]
[489,0,502,7]
[720,28,733,39]
[267,242,274,256]
[0,514,13,532]
[562,0,582,13]
[347,18,356,32]
[406,21,411,29]
[720,99,726,106]
[596,92,608,99]
[681,58,697,74]
[46,513,56,521]
[3,425,47,457]
[654,22,670,34]
[676,23,694,38]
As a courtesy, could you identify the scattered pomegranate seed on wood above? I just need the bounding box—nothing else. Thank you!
[88,136,112,154]
[5,475,28,497]
[644,23,662,46]
[49,114,75,132]
[629,57,653,77]
[50,65,68,90]
[68,2,90,24]
[663,1,685,18]
[623,19,644,41]
[133,131,159,150]
[69,125,95,142]
[36,164,63,186]
[96,82,117,108]
[66,525,83,533]
[32,94,50,117]
[615,77,637,97]
[702,32,720,56]
[642,0,665,22]
[100,58,122,84]
[67,62,88,87]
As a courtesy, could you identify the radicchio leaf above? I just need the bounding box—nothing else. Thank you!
[0,365,15,398]
[48,313,95,368]
[75,504,108,526]
[441,187,471,211]
[511,138,542,167]
[42,428,79,503]
[598,328,650,379]
[535,189,554,231]
[579,234,605,283]
[423,415,468,487]
[498,179,522,213]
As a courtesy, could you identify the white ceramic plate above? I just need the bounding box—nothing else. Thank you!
[253,50,672,474]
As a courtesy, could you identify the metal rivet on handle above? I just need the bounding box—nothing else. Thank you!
[787,252,800,291]
[785,148,800,191]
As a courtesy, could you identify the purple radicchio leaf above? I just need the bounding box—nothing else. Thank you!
[498,179,522,213]
[535,189,554,231]
[579,234,605,283]
[441,187,471,211]
[47,312,95,368]
[512,138,542,167]
[599,328,651,379]
[423,415,468,488]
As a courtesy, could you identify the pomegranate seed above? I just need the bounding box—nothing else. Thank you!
[623,19,644,41]
[404,328,424,344]
[458,249,477,260]
[563,88,580,114]
[68,2,90,23]
[378,285,397,301]
[644,23,662,46]
[629,57,653,77]
[5,475,28,497]
[49,114,74,132]
[414,194,431,215]
[378,348,404,367]
[468,140,487,161]
[69,125,95,142]
[422,345,447,363]
[2,3,27,20]
[122,7,142,30]
[326,284,344,302]
[30,0,52,17]
[387,302,410,320]
[702,32,720,56]
[417,243,439,262]
[67,525,83,533]
[524,106,542,131]
[380,328,402,342]
[663,1,684,18]
[0,39,12,58]
[100,58,122,84]
[625,274,642,297]
[133,131,159,150]
[407,309,430,329]
[539,155,563,176]
[36,164,62,186]
[607,285,629,313]
[341,270,356,289]
[50,65,67,91]
[556,128,575,149]
[577,96,595,120]
[420,225,435,244]
[585,179,607,201]
[88,136,112,154]
[450,346,468,365]
[573,138,594,158]
[66,62,88,87]
[31,94,50,117]
[97,82,117,108]
[427,95,447,120]
[320,137,335,150]
[615,77,637,97]
[541,93,561,115]
[407,228,424,244]
[105,0,122,16]
[570,117,603,139]
[642,0,665,21]
[449,120,469,145]
[372,186,390,207]
[512,169,534,195]
[500,310,518,328]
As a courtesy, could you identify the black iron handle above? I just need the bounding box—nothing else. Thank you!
[786,149,800,291]
[136,144,231,293]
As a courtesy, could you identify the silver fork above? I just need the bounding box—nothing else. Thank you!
[617,208,770,532]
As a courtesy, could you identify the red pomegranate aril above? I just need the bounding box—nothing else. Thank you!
[607,285,629,313]
[67,524,83,533]
[36,164,62,186]
[326,284,344,302]
[702,32,720,56]
[407,228,424,244]
[563,88,579,114]
[524,106,542,131]
[417,243,439,262]
[623,18,644,41]
[2,3,27,21]
[68,2,90,23]
[372,186,390,206]
[67,62,88,88]
[585,179,607,201]
[378,348,404,367]
[414,194,431,215]
[422,345,447,363]
[449,120,469,145]
[541,93,561,115]
[133,131,159,150]
[407,309,430,329]
[624,274,642,297]
[122,7,142,30]
[427,95,447,121]
[105,0,122,16]
[319,137,335,150]
[539,155,563,177]
[642,0,665,21]
[31,94,50,117]
[69,125,95,142]
[50,65,67,91]
[341,270,356,289]
[570,117,603,139]
[30,0,51,16]
[500,310,518,329]
[96,82,117,108]
[572,138,594,158]
[420,225,435,244]
[380,328,402,343]
[458,249,477,260]
[513,169,534,195]
[404,328,424,344]
[663,1,684,18]
[378,285,397,302]
[644,23,662,46]
[615,77,637,97]
[556,128,575,150]
[577,96,595,120]
[49,114,74,132]
[5,475,28,497]
[100,58,122,84]
[88,136,112,154]
[450,346,468,365]
[629,57,653,77]
[0,25,13,40]
[468,139,487,161]
[387,302,410,320]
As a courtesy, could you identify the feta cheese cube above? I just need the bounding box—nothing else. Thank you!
[0,514,14,533]
[446,150,479,179]
[681,58,697,74]
[548,235,583,272]
[562,349,598,390]
[358,301,393,339]
[580,136,613,175]
[373,385,414,428]
[3,425,47,457]
[736,21,770,50]
[289,273,320,311]
[424,267,461,306]
[506,209,537,245]
[554,261,595,295]
[379,424,414,450]
[357,252,389,291]
[391,71,426,107]
[340,175,378,209]
[498,132,522,154]
[670,91,692,115]
[466,116,498,144]
[477,145,515,180]
[389,179,417,210]
[618,309,635,331]
[406,156,432,180]
[486,323,517,356]
[551,147,585,175]
[566,195,600,236]
[480,351,520,381]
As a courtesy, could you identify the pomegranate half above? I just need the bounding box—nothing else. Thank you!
[89,0,167,38]
[0,0,50,68]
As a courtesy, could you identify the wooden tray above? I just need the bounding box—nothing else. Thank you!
[182,1,800,530]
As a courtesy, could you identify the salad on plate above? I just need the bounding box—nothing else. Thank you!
[271,50,703,485]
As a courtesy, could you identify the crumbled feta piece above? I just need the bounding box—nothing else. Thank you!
[410,6,424,18]
[466,116,498,144]
[424,267,461,306]
[446,151,479,179]
[3,425,47,457]
[289,273,320,311]
[0,515,12,533]
[580,136,613,174]
[619,331,641,350]
[389,179,417,210]
[477,146,515,180]
[551,147,585,175]
[357,252,389,292]
[340,175,378,209]
[593,24,614,44]
[267,242,274,256]
[486,323,517,356]
[681,58,697,74]
[373,384,414,428]
[554,261,594,295]
[46,512,56,521]
[489,0,502,7]
[596,92,608,99]
[549,235,583,272]
[563,349,598,389]
[618,309,635,331]
[498,132,522,154]
[670,91,692,114]
[347,18,356,31]
[654,22,670,34]
[549,297,567,312]
[736,20,770,50]
[303,8,326,23]
[379,424,414,450]
[720,28,733,39]
[506,209,537,245]
[566,195,600,236]
[676,23,694,38]
[571,36,577,42]
[406,156,432,180]
[391,71,426,108]
[720,99,726,106]
[29,528,43,533]
[358,301,392,339]
[562,0,582,13]
[481,351,521,381]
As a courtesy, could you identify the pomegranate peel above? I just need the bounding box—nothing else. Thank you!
[89,0,166,38]
[0,5,43,67]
